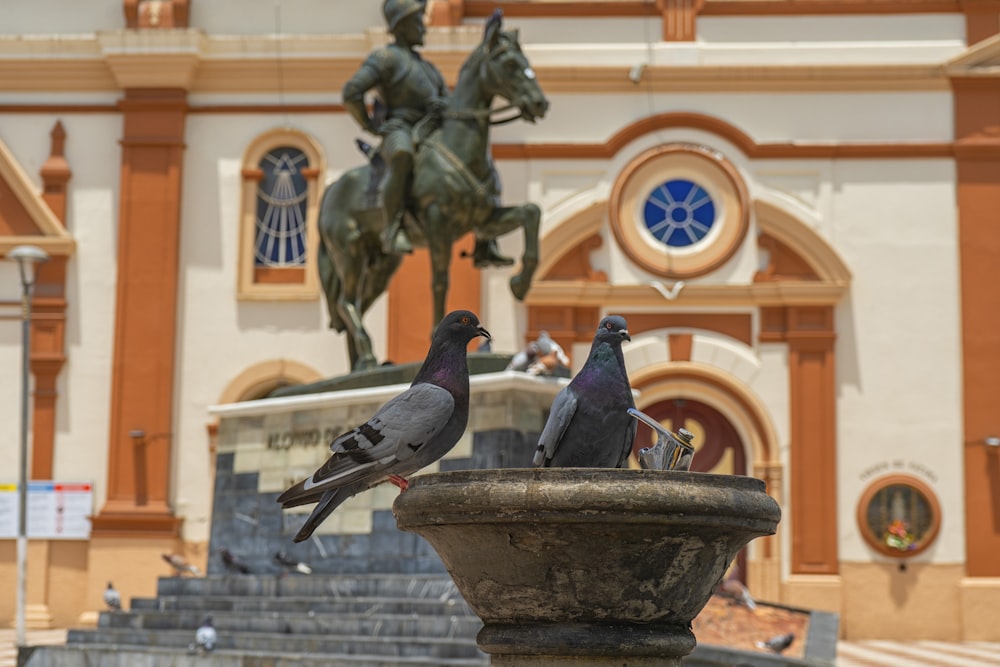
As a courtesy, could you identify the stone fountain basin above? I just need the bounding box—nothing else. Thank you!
[393,468,780,659]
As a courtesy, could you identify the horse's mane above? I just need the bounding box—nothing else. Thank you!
[457,31,515,82]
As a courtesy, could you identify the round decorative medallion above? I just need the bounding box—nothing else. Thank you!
[856,475,941,558]
[610,144,749,279]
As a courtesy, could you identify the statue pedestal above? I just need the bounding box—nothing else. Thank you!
[208,371,565,574]
[393,468,781,666]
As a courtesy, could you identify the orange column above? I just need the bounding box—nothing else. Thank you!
[91,88,187,537]
[762,306,838,575]
[953,75,1000,576]
[657,0,702,42]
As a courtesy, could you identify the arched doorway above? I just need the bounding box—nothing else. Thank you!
[632,397,749,580]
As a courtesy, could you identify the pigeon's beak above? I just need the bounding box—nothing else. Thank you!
[621,329,631,342]
[478,326,492,341]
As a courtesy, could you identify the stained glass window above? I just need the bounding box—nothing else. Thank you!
[255,147,309,266]
[642,179,716,248]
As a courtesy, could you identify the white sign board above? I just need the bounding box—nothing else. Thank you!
[0,482,93,539]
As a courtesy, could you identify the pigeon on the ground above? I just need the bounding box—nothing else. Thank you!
[103,581,121,611]
[219,548,252,574]
[273,550,313,575]
[716,569,757,611]
[756,632,795,654]
[277,310,491,543]
[162,553,201,576]
[195,616,217,653]
[533,315,636,468]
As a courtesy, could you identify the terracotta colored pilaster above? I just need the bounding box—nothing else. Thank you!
[657,0,703,42]
[953,74,1000,576]
[962,1,1000,44]
[762,306,838,575]
[91,87,187,538]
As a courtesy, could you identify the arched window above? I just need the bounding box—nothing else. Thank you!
[238,129,325,299]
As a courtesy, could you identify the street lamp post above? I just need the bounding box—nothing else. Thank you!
[5,244,49,648]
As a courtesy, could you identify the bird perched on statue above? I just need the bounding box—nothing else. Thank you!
[756,632,795,654]
[716,568,757,611]
[103,581,121,611]
[194,616,217,654]
[162,553,201,577]
[277,310,491,543]
[219,548,252,574]
[533,315,636,468]
[273,550,313,575]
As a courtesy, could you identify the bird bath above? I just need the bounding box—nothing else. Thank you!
[393,468,781,666]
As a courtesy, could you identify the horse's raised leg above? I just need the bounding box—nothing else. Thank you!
[424,208,453,326]
[478,202,541,301]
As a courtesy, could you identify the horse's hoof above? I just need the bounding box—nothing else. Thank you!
[353,355,379,372]
[509,275,530,301]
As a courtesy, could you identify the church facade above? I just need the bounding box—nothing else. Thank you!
[1,0,999,640]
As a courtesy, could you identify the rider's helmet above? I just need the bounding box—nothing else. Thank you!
[383,0,425,32]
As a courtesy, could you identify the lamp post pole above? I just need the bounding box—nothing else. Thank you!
[6,244,49,648]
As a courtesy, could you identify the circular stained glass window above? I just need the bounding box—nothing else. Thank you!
[642,179,716,248]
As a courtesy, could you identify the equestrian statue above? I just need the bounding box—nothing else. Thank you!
[319,2,549,370]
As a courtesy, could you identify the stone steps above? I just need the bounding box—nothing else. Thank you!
[131,594,473,615]
[66,627,483,659]
[21,574,489,667]
[22,645,488,667]
[98,609,483,637]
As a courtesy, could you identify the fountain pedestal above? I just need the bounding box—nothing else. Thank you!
[393,468,781,666]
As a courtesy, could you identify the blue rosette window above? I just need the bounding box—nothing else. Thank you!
[642,179,716,248]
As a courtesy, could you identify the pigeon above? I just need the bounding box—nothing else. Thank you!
[756,632,795,654]
[277,310,491,543]
[103,581,121,611]
[161,553,201,577]
[508,330,570,377]
[716,569,757,611]
[195,616,217,653]
[273,550,313,575]
[533,315,636,468]
[219,548,252,574]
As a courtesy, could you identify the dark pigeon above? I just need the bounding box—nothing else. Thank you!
[533,315,636,468]
[277,310,491,542]
[716,567,757,611]
[273,550,312,575]
[219,548,251,574]
[195,616,217,653]
[103,581,121,611]
[756,632,795,654]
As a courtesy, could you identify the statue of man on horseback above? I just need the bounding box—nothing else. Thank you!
[342,0,511,266]
[319,7,548,371]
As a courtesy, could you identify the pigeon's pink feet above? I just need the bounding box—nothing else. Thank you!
[388,475,409,491]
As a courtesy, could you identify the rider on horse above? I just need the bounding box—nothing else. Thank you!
[342,0,513,266]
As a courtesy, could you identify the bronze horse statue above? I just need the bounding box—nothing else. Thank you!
[318,11,549,370]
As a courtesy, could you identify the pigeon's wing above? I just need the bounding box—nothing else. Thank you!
[533,386,578,466]
[277,384,455,507]
[616,412,638,468]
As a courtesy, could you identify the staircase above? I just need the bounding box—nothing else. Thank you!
[20,573,489,667]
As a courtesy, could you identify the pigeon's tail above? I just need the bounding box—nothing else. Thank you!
[532,444,548,467]
[293,487,351,543]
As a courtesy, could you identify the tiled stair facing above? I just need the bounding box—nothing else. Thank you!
[21,574,489,667]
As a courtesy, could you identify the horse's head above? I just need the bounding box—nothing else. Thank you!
[476,10,549,123]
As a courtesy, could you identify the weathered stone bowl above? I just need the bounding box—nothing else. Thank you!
[393,468,781,666]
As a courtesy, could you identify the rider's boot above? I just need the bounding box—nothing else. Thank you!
[472,238,515,268]
[381,212,413,255]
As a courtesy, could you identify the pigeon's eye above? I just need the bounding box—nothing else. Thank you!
[461,316,471,325]
[605,322,613,330]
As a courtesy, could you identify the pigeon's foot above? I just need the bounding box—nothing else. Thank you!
[388,474,409,491]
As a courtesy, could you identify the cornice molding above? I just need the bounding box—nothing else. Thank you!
[524,280,849,307]
[0,30,952,94]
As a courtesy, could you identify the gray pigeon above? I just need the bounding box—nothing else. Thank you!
[195,616,217,653]
[273,550,313,575]
[756,632,795,654]
[277,310,491,542]
[533,315,636,468]
[103,581,121,611]
[162,552,201,576]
